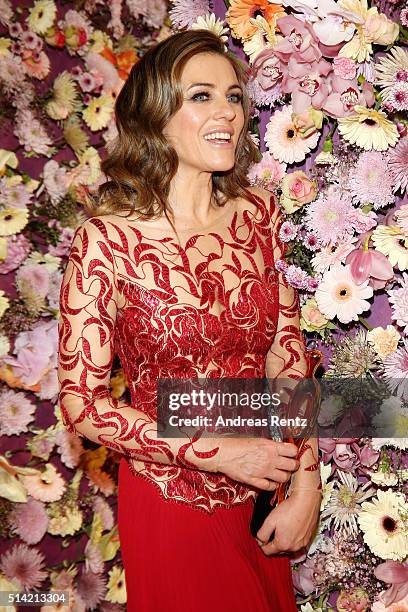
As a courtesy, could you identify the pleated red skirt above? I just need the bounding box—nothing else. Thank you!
[118,458,297,612]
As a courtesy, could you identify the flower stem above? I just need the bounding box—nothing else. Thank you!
[358,316,373,331]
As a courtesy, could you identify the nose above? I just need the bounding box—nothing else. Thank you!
[213,96,236,121]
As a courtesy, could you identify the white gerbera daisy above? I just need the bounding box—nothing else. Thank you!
[191,14,230,48]
[372,225,408,271]
[264,105,320,164]
[321,471,374,535]
[27,0,57,34]
[358,489,408,561]
[315,263,373,325]
[338,105,399,152]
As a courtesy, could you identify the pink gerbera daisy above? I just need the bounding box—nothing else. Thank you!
[0,544,47,590]
[169,0,212,29]
[76,570,107,609]
[22,463,66,502]
[387,137,408,194]
[264,105,319,164]
[305,187,354,246]
[349,151,395,210]
[9,497,48,545]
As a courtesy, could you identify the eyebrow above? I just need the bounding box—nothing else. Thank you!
[187,82,243,91]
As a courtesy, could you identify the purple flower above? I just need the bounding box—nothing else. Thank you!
[275,259,289,273]
[279,220,298,242]
[285,264,309,289]
[303,232,320,251]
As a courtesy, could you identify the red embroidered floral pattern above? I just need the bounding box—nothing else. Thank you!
[57,188,307,513]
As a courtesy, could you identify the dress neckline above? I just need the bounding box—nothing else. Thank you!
[110,187,266,236]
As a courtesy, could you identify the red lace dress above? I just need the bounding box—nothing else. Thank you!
[58,187,307,611]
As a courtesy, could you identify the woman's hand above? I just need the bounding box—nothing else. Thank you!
[215,437,300,491]
[255,490,321,555]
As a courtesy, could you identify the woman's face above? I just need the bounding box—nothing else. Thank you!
[163,52,245,174]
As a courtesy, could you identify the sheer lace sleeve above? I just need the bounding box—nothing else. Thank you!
[260,190,321,490]
[265,197,308,381]
[57,217,221,472]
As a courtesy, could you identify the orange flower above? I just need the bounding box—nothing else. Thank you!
[87,468,116,496]
[99,47,139,81]
[227,0,285,41]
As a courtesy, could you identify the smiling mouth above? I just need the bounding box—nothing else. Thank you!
[203,132,232,143]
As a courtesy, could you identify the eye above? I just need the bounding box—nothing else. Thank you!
[229,92,243,103]
[191,91,210,102]
[189,91,243,103]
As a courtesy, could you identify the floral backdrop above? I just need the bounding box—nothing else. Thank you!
[0,0,407,610]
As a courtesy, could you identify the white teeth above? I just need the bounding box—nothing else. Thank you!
[204,132,231,141]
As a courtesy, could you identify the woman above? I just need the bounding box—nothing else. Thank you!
[57,29,321,611]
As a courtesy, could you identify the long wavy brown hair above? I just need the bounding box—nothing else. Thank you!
[85,29,259,221]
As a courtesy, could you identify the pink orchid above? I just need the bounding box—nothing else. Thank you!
[281,57,332,113]
[251,50,283,90]
[323,76,375,118]
[319,438,379,472]
[274,15,322,65]
[374,561,408,607]
[346,247,394,289]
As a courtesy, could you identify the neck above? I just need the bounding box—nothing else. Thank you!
[167,167,218,227]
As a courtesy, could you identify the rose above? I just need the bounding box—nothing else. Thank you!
[280,171,317,214]
[292,107,323,138]
[364,11,399,46]
[300,298,329,332]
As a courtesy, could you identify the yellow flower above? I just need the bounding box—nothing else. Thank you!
[0,38,11,56]
[367,325,400,359]
[99,526,121,561]
[46,72,80,120]
[66,146,101,186]
[83,95,114,131]
[63,115,89,156]
[90,511,103,544]
[338,1,397,62]
[0,237,7,262]
[47,503,83,536]
[0,208,29,236]
[106,565,127,604]
[372,225,408,271]
[338,106,399,151]
[0,290,10,318]
[0,149,18,176]
[28,0,57,35]
[88,29,113,54]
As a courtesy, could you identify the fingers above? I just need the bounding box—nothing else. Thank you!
[273,456,299,473]
[249,477,278,492]
[257,510,277,545]
[275,441,298,458]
